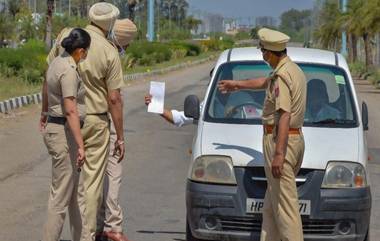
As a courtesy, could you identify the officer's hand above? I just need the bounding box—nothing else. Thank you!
[114,140,125,163]
[218,80,237,94]
[39,114,47,132]
[76,147,86,168]
[145,94,152,106]
[272,154,284,178]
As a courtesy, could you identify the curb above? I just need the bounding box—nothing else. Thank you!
[0,54,217,113]
[124,54,217,81]
[0,93,42,113]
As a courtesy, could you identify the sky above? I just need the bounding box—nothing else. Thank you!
[187,0,315,19]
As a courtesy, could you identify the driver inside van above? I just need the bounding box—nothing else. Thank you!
[306,78,342,122]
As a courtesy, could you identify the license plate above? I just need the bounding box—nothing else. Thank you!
[246,198,311,216]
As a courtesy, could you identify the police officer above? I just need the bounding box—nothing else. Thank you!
[96,18,137,241]
[42,3,125,240]
[42,28,91,241]
[218,28,307,241]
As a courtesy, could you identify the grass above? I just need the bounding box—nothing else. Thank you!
[124,51,219,74]
[0,76,41,101]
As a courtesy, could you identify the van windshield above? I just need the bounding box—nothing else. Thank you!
[204,61,357,127]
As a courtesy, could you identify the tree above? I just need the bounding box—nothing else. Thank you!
[340,0,362,62]
[279,8,312,42]
[250,27,259,39]
[314,0,341,50]
[45,0,54,49]
[8,0,22,18]
[357,0,380,68]
[185,16,201,33]
[0,13,14,46]
[127,0,138,20]
[339,0,380,68]
[160,0,188,26]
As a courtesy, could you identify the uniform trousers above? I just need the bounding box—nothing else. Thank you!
[81,114,110,240]
[42,123,90,241]
[260,133,305,241]
[97,121,124,233]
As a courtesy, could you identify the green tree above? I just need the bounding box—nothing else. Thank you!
[250,27,259,39]
[160,0,188,26]
[0,13,14,46]
[184,16,202,33]
[355,0,380,68]
[279,8,312,42]
[45,0,54,49]
[8,0,23,18]
[314,0,341,50]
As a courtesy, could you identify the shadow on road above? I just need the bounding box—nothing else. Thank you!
[137,230,185,235]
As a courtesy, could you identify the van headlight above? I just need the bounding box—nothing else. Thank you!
[322,162,367,188]
[190,155,237,185]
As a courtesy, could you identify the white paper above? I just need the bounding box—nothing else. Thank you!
[148,81,165,114]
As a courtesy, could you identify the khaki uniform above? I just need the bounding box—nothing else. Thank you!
[43,53,89,241]
[260,56,307,241]
[97,119,124,233]
[48,25,124,239]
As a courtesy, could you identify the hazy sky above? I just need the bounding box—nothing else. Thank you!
[187,0,315,19]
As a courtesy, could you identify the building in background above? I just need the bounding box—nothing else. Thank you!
[202,13,224,33]
[255,16,276,28]
[224,18,238,35]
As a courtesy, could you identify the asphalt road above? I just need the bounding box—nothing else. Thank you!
[0,61,379,241]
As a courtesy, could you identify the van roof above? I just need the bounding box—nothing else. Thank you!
[217,47,343,67]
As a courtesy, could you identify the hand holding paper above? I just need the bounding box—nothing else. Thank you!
[148,81,165,114]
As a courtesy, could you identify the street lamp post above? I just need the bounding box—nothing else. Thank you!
[341,0,348,56]
[147,0,155,41]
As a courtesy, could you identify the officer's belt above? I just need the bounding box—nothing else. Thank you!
[263,124,301,135]
[48,116,84,129]
[86,112,108,116]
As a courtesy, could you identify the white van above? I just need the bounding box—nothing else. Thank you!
[184,47,371,241]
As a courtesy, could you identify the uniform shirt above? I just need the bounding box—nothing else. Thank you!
[47,25,124,115]
[46,52,86,118]
[171,102,204,127]
[262,56,306,128]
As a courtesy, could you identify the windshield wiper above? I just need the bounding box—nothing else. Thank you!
[312,119,355,125]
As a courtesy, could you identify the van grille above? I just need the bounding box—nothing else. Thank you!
[219,216,336,235]
[247,167,314,187]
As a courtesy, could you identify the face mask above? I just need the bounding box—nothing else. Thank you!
[263,53,273,69]
[107,19,117,41]
[119,48,126,57]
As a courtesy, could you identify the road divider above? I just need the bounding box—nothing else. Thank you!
[0,93,42,113]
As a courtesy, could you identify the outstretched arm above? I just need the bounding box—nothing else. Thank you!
[218,77,269,93]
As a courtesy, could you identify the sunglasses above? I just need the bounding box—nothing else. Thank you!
[257,44,268,53]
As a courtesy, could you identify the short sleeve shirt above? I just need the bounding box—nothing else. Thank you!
[46,52,86,118]
[262,56,307,128]
[47,25,124,114]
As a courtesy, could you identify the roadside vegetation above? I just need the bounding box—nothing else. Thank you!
[313,0,380,87]
[0,0,235,101]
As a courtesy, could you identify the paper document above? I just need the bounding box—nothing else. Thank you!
[148,81,165,114]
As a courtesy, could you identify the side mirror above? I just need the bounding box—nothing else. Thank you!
[362,101,369,131]
[184,95,200,120]
[209,67,215,78]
